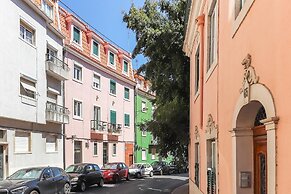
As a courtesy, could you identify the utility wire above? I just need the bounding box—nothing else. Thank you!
[59,0,131,55]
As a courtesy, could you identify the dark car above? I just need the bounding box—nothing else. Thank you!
[102,162,129,183]
[65,163,104,192]
[0,167,70,194]
[169,161,179,174]
[151,161,171,175]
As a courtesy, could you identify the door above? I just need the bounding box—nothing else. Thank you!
[74,141,82,164]
[38,168,56,194]
[103,143,108,165]
[254,138,267,194]
[0,146,3,180]
[93,106,101,130]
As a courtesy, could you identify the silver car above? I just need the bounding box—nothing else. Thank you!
[128,163,153,178]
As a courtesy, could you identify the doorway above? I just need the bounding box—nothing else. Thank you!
[103,142,108,165]
[74,141,82,164]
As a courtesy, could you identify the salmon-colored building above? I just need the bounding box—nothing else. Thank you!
[184,0,290,193]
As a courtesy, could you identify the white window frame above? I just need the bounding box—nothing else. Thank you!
[14,131,31,154]
[73,99,83,119]
[142,149,146,161]
[141,130,147,137]
[20,75,37,100]
[92,73,101,90]
[141,101,147,112]
[112,143,117,156]
[91,40,100,60]
[71,25,82,47]
[124,113,130,127]
[108,51,116,69]
[73,63,83,83]
[93,142,98,156]
[41,0,54,18]
[19,20,35,45]
[46,135,58,153]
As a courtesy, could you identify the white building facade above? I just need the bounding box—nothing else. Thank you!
[0,0,69,178]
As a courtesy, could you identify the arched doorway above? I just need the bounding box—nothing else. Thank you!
[232,83,278,194]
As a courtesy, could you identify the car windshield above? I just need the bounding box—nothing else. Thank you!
[151,161,160,166]
[65,165,85,173]
[8,168,43,180]
[102,164,117,170]
[129,164,142,169]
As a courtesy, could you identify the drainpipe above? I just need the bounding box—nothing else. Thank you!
[134,85,137,163]
[62,48,66,169]
[196,15,205,129]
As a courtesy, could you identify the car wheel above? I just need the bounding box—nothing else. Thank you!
[160,170,163,175]
[80,181,86,192]
[30,191,39,194]
[149,171,153,177]
[98,178,104,187]
[136,172,141,179]
[63,183,71,194]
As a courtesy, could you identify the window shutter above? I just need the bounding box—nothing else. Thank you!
[15,132,30,153]
[73,27,80,42]
[110,80,116,94]
[123,61,128,72]
[124,114,130,126]
[46,136,57,152]
[110,110,116,124]
[124,88,129,99]
[93,42,99,55]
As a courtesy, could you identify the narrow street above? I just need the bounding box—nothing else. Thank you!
[71,174,188,194]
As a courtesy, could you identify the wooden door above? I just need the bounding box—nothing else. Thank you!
[254,126,267,194]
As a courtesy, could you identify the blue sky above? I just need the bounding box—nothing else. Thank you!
[60,0,146,69]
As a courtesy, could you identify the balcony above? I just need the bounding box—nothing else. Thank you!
[91,120,122,134]
[45,53,69,80]
[46,102,69,124]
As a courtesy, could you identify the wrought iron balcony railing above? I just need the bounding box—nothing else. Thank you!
[207,168,216,194]
[46,53,70,80]
[46,102,69,124]
[91,120,122,134]
[195,163,199,187]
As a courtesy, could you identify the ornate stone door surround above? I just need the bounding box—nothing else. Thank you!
[231,54,278,194]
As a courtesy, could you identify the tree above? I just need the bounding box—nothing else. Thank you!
[123,0,190,162]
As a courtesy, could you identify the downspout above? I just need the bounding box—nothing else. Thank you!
[62,48,66,169]
[196,15,205,129]
[134,85,137,163]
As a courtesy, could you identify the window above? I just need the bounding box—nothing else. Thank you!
[108,51,115,66]
[110,110,116,124]
[141,101,147,112]
[195,46,200,94]
[207,139,216,194]
[195,143,200,187]
[73,64,82,81]
[124,87,130,100]
[93,74,100,89]
[92,40,100,58]
[46,136,57,153]
[142,149,146,161]
[110,80,116,95]
[72,26,81,45]
[73,100,82,118]
[113,143,117,155]
[42,0,53,18]
[20,76,36,99]
[151,148,156,160]
[123,60,129,74]
[15,131,31,153]
[52,168,62,177]
[93,142,98,156]
[142,130,147,137]
[124,114,130,127]
[20,21,34,45]
[207,0,217,70]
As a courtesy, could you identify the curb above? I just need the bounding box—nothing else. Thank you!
[171,183,189,194]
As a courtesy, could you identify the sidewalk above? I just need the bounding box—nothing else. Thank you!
[171,183,189,194]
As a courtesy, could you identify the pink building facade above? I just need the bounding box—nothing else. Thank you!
[59,8,135,167]
[184,0,291,193]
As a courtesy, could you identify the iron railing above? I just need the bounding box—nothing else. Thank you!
[46,53,70,72]
[46,101,69,115]
[207,168,216,194]
[91,120,121,134]
[195,163,199,187]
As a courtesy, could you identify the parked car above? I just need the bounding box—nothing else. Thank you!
[169,161,179,174]
[129,163,153,178]
[151,161,171,175]
[102,162,129,183]
[65,163,103,192]
[0,167,70,194]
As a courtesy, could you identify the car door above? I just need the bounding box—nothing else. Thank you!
[140,164,146,176]
[52,167,65,192]
[84,164,95,186]
[122,163,128,178]
[144,164,150,175]
[38,168,56,194]
[93,164,102,184]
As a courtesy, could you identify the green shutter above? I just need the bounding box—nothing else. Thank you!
[110,80,116,94]
[73,27,80,43]
[110,110,116,124]
[124,114,130,126]
[93,41,99,55]
[124,88,129,99]
[123,61,128,73]
[110,52,114,65]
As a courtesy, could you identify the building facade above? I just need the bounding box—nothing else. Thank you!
[0,0,69,178]
[184,0,290,193]
[134,74,158,164]
[59,7,136,167]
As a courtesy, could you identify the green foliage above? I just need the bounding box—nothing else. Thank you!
[124,0,189,162]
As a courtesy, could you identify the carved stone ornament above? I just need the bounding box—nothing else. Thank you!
[205,114,218,136]
[239,54,259,104]
[194,126,200,141]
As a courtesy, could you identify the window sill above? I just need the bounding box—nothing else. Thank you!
[122,72,129,77]
[205,60,218,83]
[93,155,98,157]
[73,78,83,84]
[19,95,37,107]
[46,151,58,154]
[19,37,36,49]
[107,64,116,70]
[109,93,117,97]
[124,126,130,128]
[73,116,83,121]
[91,53,101,61]
[92,86,101,91]
[70,41,83,51]
[14,152,32,155]
[112,154,116,157]
[124,98,130,102]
